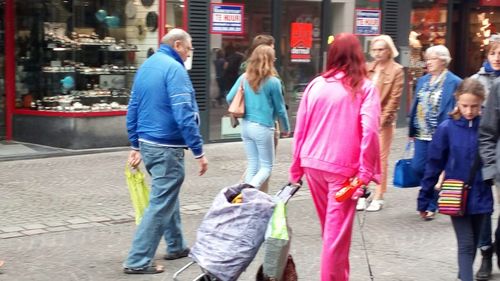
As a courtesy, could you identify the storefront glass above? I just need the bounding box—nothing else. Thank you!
[14,0,158,113]
[166,0,184,29]
[467,4,500,76]
[208,0,272,141]
[281,0,321,134]
[207,0,322,141]
[409,0,448,85]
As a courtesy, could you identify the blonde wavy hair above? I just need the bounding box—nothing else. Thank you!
[245,45,278,92]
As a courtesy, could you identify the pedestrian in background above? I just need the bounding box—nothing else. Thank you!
[358,34,404,212]
[213,48,227,106]
[289,33,381,281]
[418,78,492,281]
[471,34,500,281]
[409,45,462,220]
[227,45,290,190]
[237,34,283,193]
[124,28,208,274]
[239,34,275,75]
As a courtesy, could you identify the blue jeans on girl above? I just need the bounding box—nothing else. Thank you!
[451,214,488,281]
[241,120,275,189]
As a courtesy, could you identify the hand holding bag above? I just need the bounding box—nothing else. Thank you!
[438,154,481,216]
[393,141,420,188]
[228,77,245,128]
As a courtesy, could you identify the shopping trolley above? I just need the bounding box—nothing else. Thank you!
[173,183,301,281]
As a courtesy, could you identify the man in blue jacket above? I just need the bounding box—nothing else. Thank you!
[124,28,208,274]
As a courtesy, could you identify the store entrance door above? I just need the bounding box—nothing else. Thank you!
[0,0,4,140]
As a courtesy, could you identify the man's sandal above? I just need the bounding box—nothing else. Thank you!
[123,264,164,274]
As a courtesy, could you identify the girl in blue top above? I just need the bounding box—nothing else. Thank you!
[226,45,290,189]
[418,78,493,281]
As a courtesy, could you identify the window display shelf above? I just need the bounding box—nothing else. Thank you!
[79,42,112,46]
[98,49,139,52]
[50,47,82,51]
[14,109,126,117]
[43,70,76,73]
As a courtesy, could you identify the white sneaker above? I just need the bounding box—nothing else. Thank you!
[356,198,367,211]
[366,199,384,212]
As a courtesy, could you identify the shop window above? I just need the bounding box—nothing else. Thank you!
[14,0,158,113]
[208,0,271,141]
[281,1,321,133]
[165,0,185,30]
[467,5,500,76]
[409,0,448,84]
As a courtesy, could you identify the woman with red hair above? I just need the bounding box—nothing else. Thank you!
[289,33,381,281]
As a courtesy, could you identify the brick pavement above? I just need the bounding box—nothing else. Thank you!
[0,128,499,280]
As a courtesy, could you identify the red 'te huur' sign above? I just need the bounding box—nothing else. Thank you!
[290,23,313,49]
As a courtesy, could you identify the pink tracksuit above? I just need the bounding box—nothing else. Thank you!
[289,73,381,281]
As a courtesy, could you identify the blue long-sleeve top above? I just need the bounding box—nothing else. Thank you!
[417,116,493,215]
[226,75,290,132]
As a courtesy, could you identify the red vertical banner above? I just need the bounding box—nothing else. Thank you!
[290,22,313,63]
[5,0,15,140]
[159,0,165,45]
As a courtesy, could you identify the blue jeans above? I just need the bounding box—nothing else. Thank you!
[412,139,439,211]
[124,142,187,269]
[451,214,487,281]
[241,120,275,189]
[478,213,492,248]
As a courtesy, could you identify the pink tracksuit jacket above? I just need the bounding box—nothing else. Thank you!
[289,73,381,185]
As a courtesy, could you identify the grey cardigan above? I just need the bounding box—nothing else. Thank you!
[479,78,500,181]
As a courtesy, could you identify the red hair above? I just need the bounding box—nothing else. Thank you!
[322,33,367,93]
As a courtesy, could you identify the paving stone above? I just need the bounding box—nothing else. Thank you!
[44,221,68,227]
[85,216,112,223]
[45,226,71,232]
[108,215,132,221]
[0,232,24,239]
[182,204,204,211]
[21,223,47,230]
[66,218,90,224]
[67,223,94,230]
[0,226,24,233]
[20,229,48,236]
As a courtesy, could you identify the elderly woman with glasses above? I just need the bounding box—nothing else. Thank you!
[356,35,404,212]
[409,45,462,220]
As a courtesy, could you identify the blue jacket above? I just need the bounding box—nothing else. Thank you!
[126,44,204,158]
[417,117,493,215]
[409,71,462,137]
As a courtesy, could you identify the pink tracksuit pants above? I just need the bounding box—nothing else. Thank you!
[304,168,357,281]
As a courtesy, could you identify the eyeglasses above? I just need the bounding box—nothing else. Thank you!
[425,57,440,61]
[490,34,500,43]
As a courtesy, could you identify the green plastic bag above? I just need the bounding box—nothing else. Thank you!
[267,201,289,240]
[125,166,150,225]
[262,201,291,279]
